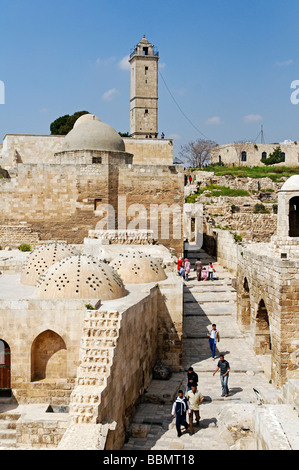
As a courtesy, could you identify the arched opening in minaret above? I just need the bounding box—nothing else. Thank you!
[289,196,299,237]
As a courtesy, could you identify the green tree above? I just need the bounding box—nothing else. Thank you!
[261,146,285,166]
[50,111,89,135]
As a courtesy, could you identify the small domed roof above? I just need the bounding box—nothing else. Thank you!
[35,254,126,300]
[281,175,299,191]
[21,242,78,286]
[62,114,125,153]
[110,251,167,284]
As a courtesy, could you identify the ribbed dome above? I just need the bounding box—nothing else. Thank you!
[62,114,125,153]
[35,254,126,300]
[21,242,78,286]
[110,251,167,284]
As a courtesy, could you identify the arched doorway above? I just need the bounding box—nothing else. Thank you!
[31,330,67,382]
[289,197,299,237]
[0,339,11,397]
[239,277,251,328]
[254,300,271,354]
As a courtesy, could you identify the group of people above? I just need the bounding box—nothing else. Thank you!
[171,325,230,438]
[177,257,216,282]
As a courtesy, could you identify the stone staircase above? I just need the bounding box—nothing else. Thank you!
[68,310,121,424]
[0,411,20,448]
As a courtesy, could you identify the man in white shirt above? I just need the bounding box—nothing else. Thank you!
[185,385,204,434]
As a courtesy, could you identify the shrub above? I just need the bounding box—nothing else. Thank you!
[85,303,94,310]
[254,204,270,214]
[18,243,32,252]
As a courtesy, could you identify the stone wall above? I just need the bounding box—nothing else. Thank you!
[123,138,173,165]
[0,162,184,256]
[237,244,299,386]
[0,134,173,168]
[210,142,299,167]
[0,298,87,402]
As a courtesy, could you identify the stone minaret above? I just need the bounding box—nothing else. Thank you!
[129,36,159,138]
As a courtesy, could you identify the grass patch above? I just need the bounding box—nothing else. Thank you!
[186,184,250,203]
[193,165,299,182]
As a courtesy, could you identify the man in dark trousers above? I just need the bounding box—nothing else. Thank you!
[187,367,198,391]
[171,390,190,437]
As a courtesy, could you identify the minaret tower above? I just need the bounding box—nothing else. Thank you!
[129,36,159,138]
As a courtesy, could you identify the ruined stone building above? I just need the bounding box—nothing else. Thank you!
[210,141,299,167]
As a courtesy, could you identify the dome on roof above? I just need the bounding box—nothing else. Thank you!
[110,251,167,284]
[21,242,78,286]
[62,114,125,153]
[281,175,299,191]
[35,254,126,300]
[73,114,101,128]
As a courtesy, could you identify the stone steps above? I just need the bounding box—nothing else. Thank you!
[0,412,20,448]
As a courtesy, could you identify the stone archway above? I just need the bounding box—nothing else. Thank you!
[31,330,67,382]
[254,300,271,355]
[0,339,11,396]
[289,196,299,237]
[239,277,251,328]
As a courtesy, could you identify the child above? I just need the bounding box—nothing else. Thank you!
[208,263,216,281]
[202,267,207,281]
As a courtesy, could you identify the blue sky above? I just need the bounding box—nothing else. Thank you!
[0,0,299,159]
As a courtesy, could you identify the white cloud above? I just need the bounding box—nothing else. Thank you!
[118,55,130,71]
[96,56,116,67]
[206,116,222,125]
[243,114,262,123]
[275,59,293,67]
[102,88,120,102]
[168,133,181,140]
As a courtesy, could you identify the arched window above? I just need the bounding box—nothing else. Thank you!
[255,300,271,354]
[238,278,251,328]
[261,152,267,160]
[31,330,67,382]
[241,151,247,162]
[289,196,299,237]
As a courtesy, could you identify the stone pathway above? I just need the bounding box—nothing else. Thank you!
[122,247,277,450]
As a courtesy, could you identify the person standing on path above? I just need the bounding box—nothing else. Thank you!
[171,390,190,437]
[187,367,198,391]
[185,385,203,435]
[184,258,191,281]
[177,256,183,274]
[208,324,220,360]
[213,354,230,396]
[194,258,202,281]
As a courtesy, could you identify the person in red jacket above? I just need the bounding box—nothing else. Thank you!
[177,257,183,273]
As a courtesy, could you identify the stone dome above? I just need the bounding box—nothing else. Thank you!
[35,254,126,300]
[110,251,167,284]
[73,114,101,128]
[281,175,299,191]
[21,242,78,286]
[62,114,125,153]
